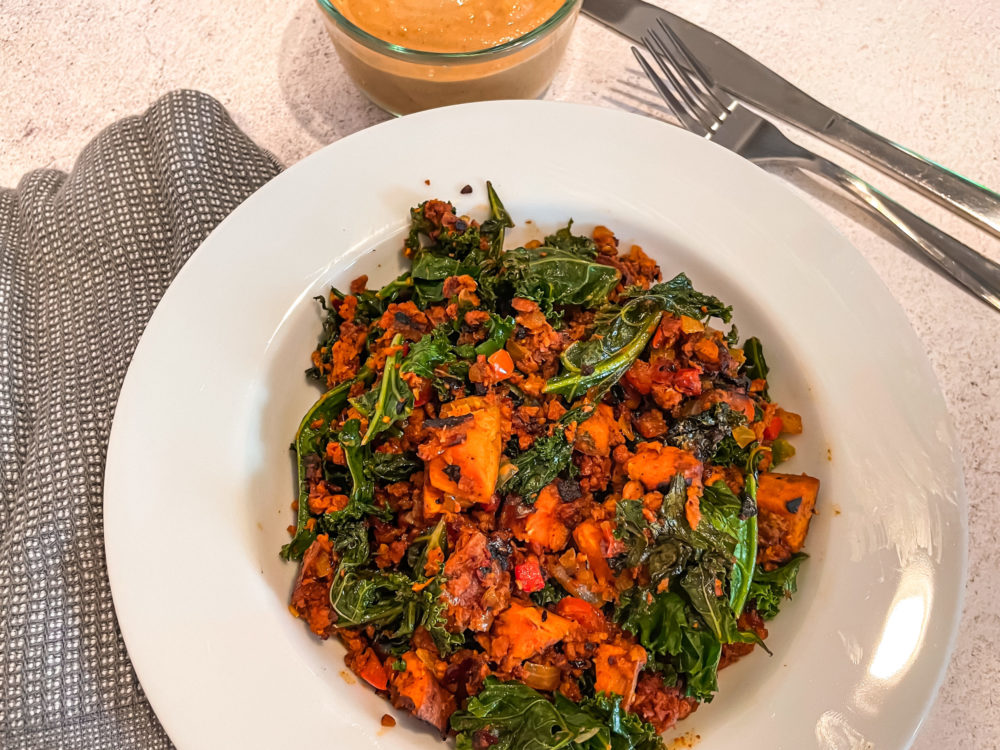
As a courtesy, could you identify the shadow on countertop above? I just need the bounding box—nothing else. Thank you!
[278,0,391,146]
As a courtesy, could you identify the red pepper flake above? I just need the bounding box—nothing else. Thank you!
[381,714,396,728]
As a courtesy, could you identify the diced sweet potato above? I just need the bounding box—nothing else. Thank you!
[574,403,624,457]
[389,651,457,735]
[626,442,702,491]
[513,483,570,552]
[756,472,819,565]
[422,396,502,511]
[489,602,576,665]
[626,442,704,528]
[594,642,647,709]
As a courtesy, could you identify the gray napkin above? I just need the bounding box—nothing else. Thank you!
[0,90,283,749]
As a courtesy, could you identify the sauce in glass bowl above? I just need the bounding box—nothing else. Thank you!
[334,0,569,53]
[316,0,582,115]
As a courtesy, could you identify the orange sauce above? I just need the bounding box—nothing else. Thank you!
[335,0,568,52]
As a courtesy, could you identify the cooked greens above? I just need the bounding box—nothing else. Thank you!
[282,184,817,745]
[451,678,662,750]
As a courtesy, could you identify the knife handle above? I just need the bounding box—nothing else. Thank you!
[807,154,1000,311]
[824,115,1000,239]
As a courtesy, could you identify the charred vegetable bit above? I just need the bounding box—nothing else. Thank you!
[666,403,747,463]
[282,184,820,744]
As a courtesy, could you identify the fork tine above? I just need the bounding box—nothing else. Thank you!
[631,47,708,136]
[654,19,732,120]
[640,31,718,134]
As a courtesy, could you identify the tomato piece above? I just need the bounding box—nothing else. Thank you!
[672,368,702,396]
[487,349,514,380]
[355,648,390,691]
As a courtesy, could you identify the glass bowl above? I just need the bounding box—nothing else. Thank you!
[315,0,583,116]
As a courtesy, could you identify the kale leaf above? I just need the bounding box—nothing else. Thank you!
[480,181,514,256]
[544,293,662,399]
[281,373,370,561]
[451,678,663,750]
[410,250,471,304]
[611,476,761,701]
[319,418,393,531]
[328,518,461,656]
[400,326,457,378]
[530,579,570,608]
[500,246,621,315]
[369,452,421,482]
[613,499,651,570]
[631,274,732,323]
[545,274,730,399]
[542,220,598,257]
[501,432,574,503]
[748,553,807,619]
[351,334,413,445]
[741,336,769,400]
[679,558,753,646]
[667,403,747,463]
[700,481,757,616]
[615,589,722,703]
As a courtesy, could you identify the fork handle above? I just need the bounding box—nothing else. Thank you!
[824,116,1000,239]
[802,155,1000,311]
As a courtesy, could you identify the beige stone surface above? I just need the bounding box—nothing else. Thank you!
[2,0,999,747]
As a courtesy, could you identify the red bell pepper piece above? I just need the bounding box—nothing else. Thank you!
[514,558,545,593]
[763,415,783,441]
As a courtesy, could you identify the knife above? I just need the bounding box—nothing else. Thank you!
[583,0,1000,239]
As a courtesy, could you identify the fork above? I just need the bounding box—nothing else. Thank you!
[633,21,1000,313]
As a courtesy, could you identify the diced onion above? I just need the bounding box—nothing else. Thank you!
[732,425,757,448]
[522,662,561,691]
[498,461,519,486]
[680,315,705,333]
[551,563,601,606]
[777,408,803,434]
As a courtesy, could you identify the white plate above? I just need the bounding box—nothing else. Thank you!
[104,100,966,750]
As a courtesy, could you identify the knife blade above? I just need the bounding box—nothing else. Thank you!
[583,0,1000,238]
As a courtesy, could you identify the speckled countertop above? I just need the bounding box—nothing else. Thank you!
[2,1,998,747]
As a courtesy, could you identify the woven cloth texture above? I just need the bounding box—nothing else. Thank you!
[0,89,283,749]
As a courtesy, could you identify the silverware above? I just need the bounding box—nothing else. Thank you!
[583,0,1000,239]
[632,21,1000,312]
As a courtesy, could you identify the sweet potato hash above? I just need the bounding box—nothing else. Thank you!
[282,183,818,748]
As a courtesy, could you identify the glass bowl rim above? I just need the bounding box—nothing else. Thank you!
[315,0,581,63]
